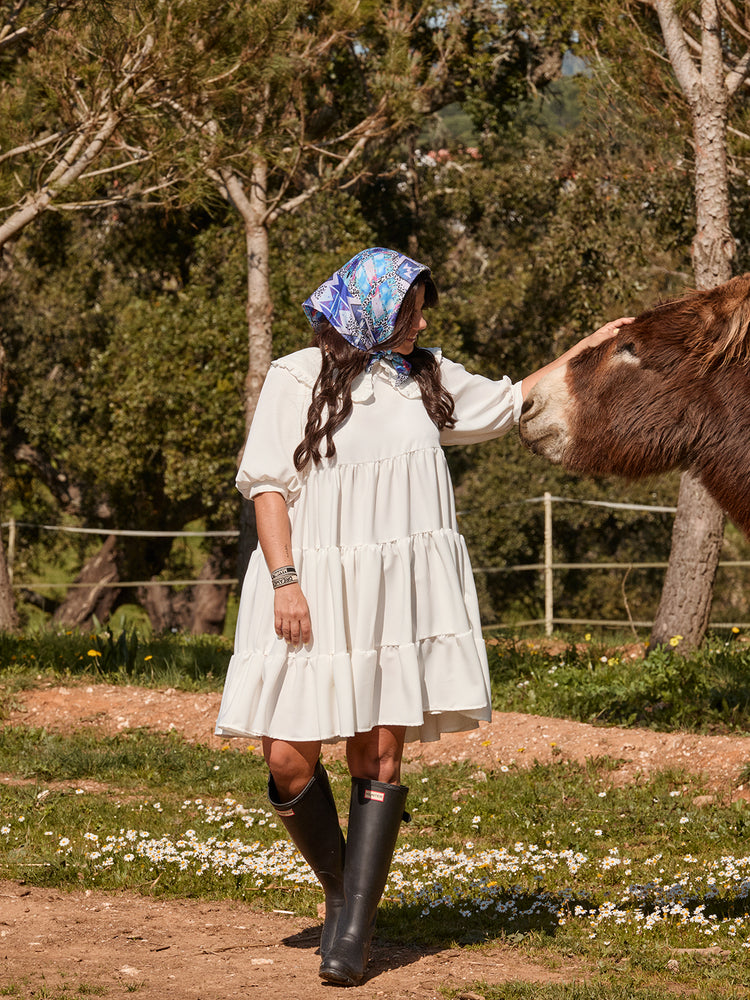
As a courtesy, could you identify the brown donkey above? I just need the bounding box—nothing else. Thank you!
[519,274,750,538]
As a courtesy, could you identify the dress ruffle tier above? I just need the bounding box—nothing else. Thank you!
[217,447,490,742]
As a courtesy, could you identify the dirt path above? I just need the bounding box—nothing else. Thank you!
[7,680,750,792]
[0,880,582,999]
[2,681,750,997]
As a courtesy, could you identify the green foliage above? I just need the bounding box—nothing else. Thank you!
[0,630,230,702]
[376,43,750,629]
[89,622,140,670]
[1,208,240,524]
[3,0,750,636]
[390,101,707,624]
[486,634,750,732]
[0,726,263,793]
[1,190,382,624]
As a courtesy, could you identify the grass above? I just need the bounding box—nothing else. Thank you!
[0,980,108,999]
[486,632,750,733]
[0,628,230,717]
[2,627,750,734]
[2,628,750,995]
[2,727,750,995]
[0,726,265,795]
[445,986,749,1000]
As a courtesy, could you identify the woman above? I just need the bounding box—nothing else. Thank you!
[216,247,630,986]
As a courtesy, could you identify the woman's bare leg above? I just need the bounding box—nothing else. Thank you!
[262,737,323,800]
[345,725,406,783]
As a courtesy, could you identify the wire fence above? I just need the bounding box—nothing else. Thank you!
[6,495,750,634]
[3,519,239,591]
[472,494,750,634]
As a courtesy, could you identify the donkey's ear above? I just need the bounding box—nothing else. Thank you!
[699,276,750,368]
[719,285,750,365]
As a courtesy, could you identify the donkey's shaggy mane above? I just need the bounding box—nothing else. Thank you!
[640,274,750,370]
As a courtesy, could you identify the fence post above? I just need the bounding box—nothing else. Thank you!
[544,492,553,636]
[7,516,15,585]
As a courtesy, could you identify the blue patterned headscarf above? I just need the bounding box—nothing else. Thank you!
[302,247,430,383]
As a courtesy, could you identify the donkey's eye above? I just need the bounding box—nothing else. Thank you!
[613,342,640,366]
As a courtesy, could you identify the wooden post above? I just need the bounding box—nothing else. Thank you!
[7,516,15,585]
[544,492,553,636]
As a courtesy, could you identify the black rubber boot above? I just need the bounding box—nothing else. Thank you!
[268,761,346,959]
[318,777,408,986]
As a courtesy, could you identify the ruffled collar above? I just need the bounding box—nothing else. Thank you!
[351,359,421,401]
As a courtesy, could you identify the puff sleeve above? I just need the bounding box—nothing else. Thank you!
[235,360,313,504]
[438,355,524,446]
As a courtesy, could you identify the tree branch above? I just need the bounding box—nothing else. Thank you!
[0,0,80,52]
[719,0,750,41]
[267,128,377,224]
[13,442,83,514]
[726,44,750,94]
[0,34,155,247]
[0,129,68,165]
[639,1,750,96]
[700,0,727,99]
[653,0,703,104]
[77,150,153,181]
[52,179,179,209]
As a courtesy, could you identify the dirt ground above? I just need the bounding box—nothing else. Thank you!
[2,681,750,997]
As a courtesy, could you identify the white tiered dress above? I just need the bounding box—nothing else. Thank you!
[215,347,523,744]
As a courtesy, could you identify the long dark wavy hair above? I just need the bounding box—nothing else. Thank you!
[293,274,456,471]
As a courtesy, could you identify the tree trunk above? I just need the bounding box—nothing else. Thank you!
[136,550,231,635]
[52,534,120,629]
[137,581,180,633]
[0,345,19,629]
[221,159,273,582]
[650,0,730,649]
[0,522,18,630]
[189,550,231,634]
[243,159,274,434]
[650,472,724,647]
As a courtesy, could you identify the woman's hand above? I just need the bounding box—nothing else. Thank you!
[274,582,312,646]
[569,316,635,357]
[521,316,636,399]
